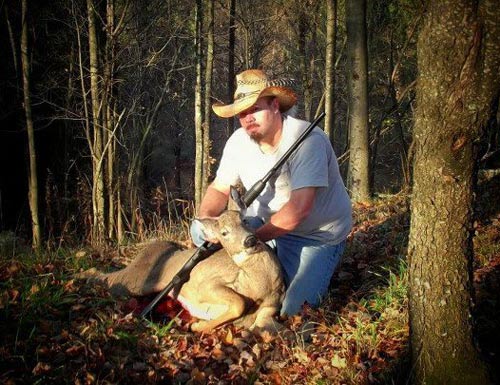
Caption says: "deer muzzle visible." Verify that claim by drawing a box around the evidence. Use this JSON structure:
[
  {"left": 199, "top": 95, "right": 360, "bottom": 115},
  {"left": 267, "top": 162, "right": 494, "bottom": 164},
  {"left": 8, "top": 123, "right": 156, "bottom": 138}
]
[{"left": 243, "top": 234, "right": 258, "bottom": 248}]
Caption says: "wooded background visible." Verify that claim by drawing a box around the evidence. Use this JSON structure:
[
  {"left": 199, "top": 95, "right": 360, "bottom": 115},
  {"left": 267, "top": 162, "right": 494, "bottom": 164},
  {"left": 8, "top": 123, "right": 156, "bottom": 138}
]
[
  {"left": 0, "top": 0, "right": 419, "bottom": 246},
  {"left": 1, "top": 1, "right": 499, "bottom": 383}
]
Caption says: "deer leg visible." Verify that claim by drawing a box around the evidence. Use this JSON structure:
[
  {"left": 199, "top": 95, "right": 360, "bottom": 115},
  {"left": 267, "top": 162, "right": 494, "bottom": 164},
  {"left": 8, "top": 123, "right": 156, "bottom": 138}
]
[
  {"left": 190, "top": 286, "right": 246, "bottom": 333},
  {"left": 249, "top": 305, "right": 282, "bottom": 333}
]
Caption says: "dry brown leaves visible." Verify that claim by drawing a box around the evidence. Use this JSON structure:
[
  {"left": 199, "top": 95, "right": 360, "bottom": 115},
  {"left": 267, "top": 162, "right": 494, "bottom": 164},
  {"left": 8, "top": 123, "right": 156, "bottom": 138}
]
[{"left": 2, "top": 194, "right": 471, "bottom": 384}]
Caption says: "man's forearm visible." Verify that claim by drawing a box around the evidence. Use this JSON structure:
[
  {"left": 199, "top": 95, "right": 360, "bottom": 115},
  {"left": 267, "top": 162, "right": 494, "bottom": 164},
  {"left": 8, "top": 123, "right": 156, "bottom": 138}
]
[
  {"left": 255, "top": 187, "right": 316, "bottom": 242},
  {"left": 254, "top": 221, "right": 290, "bottom": 242},
  {"left": 199, "top": 183, "right": 229, "bottom": 217}
]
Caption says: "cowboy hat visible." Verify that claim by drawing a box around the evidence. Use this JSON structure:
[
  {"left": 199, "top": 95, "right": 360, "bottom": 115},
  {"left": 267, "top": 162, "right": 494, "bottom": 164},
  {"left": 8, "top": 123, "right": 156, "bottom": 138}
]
[{"left": 212, "top": 69, "right": 297, "bottom": 118}]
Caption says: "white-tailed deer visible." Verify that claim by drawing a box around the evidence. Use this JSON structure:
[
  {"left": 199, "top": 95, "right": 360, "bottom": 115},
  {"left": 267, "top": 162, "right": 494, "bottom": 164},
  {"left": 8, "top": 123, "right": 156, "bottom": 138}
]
[{"left": 77, "top": 210, "right": 285, "bottom": 333}]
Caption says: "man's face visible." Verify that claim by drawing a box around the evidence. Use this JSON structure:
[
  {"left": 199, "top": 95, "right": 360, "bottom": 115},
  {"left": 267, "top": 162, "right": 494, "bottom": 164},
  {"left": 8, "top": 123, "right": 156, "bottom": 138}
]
[{"left": 237, "top": 97, "right": 280, "bottom": 142}]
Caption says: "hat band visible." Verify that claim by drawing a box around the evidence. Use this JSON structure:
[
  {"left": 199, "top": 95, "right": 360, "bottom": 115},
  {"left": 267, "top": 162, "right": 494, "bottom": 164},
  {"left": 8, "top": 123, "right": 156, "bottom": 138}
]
[
  {"left": 237, "top": 78, "right": 267, "bottom": 86},
  {"left": 234, "top": 89, "right": 261, "bottom": 101},
  {"left": 234, "top": 78, "right": 296, "bottom": 102}
]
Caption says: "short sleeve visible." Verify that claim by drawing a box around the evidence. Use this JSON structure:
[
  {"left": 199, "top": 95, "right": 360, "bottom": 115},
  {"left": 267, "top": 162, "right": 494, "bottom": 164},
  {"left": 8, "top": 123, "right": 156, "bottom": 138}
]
[
  {"left": 215, "top": 133, "right": 241, "bottom": 186},
  {"left": 288, "top": 132, "right": 329, "bottom": 190}
]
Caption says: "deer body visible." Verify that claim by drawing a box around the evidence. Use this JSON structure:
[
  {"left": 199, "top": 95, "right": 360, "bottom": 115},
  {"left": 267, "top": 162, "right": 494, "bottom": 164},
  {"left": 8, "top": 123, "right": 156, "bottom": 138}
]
[{"left": 77, "top": 211, "right": 285, "bottom": 333}]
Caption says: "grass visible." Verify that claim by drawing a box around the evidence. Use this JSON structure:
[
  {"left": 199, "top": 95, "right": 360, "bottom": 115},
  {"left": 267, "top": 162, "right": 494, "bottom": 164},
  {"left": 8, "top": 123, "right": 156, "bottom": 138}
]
[
  {"left": 365, "top": 260, "right": 408, "bottom": 313},
  {"left": 144, "top": 316, "right": 179, "bottom": 338},
  {"left": 268, "top": 253, "right": 410, "bottom": 384}
]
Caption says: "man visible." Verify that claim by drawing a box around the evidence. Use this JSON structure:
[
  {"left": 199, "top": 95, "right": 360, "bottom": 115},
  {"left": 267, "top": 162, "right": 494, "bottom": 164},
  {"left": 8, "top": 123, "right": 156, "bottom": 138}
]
[{"left": 191, "top": 69, "right": 352, "bottom": 316}]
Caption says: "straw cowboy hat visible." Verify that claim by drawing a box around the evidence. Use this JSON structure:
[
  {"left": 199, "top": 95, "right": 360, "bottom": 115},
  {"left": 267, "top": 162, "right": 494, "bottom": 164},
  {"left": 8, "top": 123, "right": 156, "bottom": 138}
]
[{"left": 212, "top": 69, "right": 297, "bottom": 118}]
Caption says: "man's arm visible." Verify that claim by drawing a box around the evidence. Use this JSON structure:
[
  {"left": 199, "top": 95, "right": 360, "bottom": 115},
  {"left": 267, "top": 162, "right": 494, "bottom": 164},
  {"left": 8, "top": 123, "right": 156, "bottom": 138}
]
[
  {"left": 255, "top": 186, "right": 317, "bottom": 242},
  {"left": 198, "top": 180, "right": 231, "bottom": 218}
]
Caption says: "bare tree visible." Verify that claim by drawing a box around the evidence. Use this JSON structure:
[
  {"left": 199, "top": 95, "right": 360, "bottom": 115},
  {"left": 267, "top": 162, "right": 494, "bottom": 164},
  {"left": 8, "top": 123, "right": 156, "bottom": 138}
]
[
  {"left": 346, "top": 0, "right": 370, "bottom": 201},
  {"left": 21, "top": 0, "right": 41, "bottom": 248},
  {"left": 226, "top": 0, "right": 236, "bottom": 136},
  {"left": 324, "top": 0, "right": 337, "bottom": 142},
  {"left": 203, "top": 0, "right": 215, "bottom": 195},
  {"left": 194, "top": 0, "right": 204, "bottom": 211},
  {"left": 86, "top": 0, "right": 106, "bottom": 244},
  {"left": 235, "top": 0, "right": 281, "bottom": 70},
  {"left": 104, "top": 0, "right": 117, "bottom": 241},
  {"left": 4, "top": 5, "right": 19, "bottom": 87}
]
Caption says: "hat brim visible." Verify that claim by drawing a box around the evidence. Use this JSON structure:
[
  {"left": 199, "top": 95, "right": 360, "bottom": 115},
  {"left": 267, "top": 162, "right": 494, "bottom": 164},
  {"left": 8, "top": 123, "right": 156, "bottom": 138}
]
[{"left": 212, "top": 86, "right": 297, "bottom": 118}]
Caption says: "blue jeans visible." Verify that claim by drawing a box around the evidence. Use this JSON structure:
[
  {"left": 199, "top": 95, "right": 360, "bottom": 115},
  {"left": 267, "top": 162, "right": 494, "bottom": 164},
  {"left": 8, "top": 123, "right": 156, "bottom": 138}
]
[{"left": 190, "top": 217, "right": 345, "bottom": 316}]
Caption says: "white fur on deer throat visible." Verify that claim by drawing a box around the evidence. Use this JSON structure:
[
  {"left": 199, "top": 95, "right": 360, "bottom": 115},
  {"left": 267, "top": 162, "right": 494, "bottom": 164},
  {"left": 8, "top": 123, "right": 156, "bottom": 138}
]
[{"left": 232, "top": 250, "right": 252, "bottom": 265}]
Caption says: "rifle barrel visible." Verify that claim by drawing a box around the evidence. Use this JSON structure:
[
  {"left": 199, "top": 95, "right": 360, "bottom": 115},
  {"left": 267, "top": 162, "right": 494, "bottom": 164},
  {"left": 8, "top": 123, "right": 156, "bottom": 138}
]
[{"left": 242, "top": 112, "right": 326, "bottom": 206}]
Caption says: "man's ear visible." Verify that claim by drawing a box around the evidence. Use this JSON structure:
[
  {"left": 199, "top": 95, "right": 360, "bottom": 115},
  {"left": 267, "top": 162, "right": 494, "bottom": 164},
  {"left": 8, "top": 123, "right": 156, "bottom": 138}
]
[{"left": 273, "top": 96, "right": 282, "bottom": 111}]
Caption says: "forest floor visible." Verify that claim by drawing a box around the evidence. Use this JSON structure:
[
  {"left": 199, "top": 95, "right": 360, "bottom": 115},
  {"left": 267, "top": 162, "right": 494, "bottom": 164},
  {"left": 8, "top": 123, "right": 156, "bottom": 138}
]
[{"left": 1, "top": 175, "right": 499, "bottom": 384}]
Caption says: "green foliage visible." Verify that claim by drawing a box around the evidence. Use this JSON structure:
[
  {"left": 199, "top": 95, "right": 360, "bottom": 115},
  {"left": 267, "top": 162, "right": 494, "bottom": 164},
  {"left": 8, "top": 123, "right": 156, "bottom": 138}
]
[
  {"left": 335, "top": 258, "right": 408, "bottom": 359},
  {"left": 366, "top": 259, "right": 408, "bottom": 314},
  {"left": 144, "top": 317, "right": 177, "bottom": 338},
  {"left": 113, "top": 330, "right": 139, "bottom": 345}
]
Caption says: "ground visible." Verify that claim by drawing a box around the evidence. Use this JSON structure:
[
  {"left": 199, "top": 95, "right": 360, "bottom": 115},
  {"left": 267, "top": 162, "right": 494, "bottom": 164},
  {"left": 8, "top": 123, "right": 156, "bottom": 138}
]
[{"left": 0, "top": 175, "right": 499, "bottom": 384}]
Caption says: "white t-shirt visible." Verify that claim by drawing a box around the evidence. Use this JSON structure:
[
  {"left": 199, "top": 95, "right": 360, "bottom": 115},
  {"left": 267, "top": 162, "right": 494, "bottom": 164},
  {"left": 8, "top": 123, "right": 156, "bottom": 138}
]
[{"left": 215, "top": 115, "right": 352, "bottom": 245}]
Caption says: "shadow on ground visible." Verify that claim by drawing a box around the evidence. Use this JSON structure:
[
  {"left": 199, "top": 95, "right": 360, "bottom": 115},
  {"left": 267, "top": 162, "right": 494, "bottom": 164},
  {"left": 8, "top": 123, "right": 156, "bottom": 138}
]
[{"left": 474, "top": 173, "right": 500, "bottom": 383}]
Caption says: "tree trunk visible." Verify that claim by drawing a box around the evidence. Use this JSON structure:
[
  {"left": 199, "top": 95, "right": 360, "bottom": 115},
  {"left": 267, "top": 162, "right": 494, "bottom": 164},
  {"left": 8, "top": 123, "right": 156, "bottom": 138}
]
[
  {"left": 203, "top": 0, "right": 214, "bottom": 196},
  {"left": 104, "top": 0, "right": 118, "bottom": 241},
  {"left": 297, "top": 2, "right": 316, "bottom": 121},
  {"left": 194, "top": 0, "right": 204, "bottom": 211},
  {"left": 226, "top": 0, "right": 236, "bottom": 137},
  {"left": 298, "top": 17, "right": 309, "bottom": 120},
  {"left": 346, "top": 0, "right": 370, "bottom": 202},
  {"left": 87, "top": 0, "right": 106, "bottom": 245},
  {"left": 324, "top": 0, "right": 337, "bottom": 144},
  {"left": 105, "top": 0, "right": 114, "bottom": 240},
  {"left": 408, "top": 1, "right": 500, "bottom": 384},
  {"left": 21, "top": 0, "right": 41, "bottom": 249}
]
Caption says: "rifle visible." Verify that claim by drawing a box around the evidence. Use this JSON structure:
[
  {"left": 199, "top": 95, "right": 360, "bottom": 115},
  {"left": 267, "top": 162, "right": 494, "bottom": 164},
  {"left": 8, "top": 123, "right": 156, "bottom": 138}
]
[{"left": 140, "top": 112, "right": 326, "bottom": 318}]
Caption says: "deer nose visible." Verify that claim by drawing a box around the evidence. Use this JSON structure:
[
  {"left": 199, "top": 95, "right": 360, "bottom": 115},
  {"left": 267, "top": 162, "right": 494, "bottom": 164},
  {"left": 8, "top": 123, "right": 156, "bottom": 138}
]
[{"left": 243, "top": 235, "right": 257, "bottom": 248}]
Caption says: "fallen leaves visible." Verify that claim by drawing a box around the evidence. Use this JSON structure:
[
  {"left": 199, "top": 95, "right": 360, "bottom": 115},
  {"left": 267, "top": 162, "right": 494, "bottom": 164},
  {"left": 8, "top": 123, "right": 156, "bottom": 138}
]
[
  {"left": 32, "top": 362, "right": 51, "bottom": 375},
  {"left": 2, "top": 281, "right": 399, "bottom": 384},
  {"left": 331, "top": 354, "right": 347, "bottom": 369},
  {"left": 3, "top": 193, "right": 499, "bottom": 384}
]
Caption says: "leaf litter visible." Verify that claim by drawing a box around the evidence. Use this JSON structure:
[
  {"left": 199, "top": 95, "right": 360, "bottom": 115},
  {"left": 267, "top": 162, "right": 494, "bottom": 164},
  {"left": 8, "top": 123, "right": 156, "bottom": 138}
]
[{"left": 1, "top": 191, "right": 500, "bottom": 384}]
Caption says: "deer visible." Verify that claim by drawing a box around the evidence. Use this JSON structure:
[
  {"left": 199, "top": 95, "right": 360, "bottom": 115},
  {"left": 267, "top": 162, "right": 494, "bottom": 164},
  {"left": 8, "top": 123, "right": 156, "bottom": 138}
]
[{"left": 76, "top": 209, "right": 285, "bottom": 334}]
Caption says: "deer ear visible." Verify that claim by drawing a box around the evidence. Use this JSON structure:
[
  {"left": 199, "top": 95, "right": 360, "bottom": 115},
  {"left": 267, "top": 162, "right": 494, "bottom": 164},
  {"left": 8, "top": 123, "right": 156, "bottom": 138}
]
[
  {"left": 194, "top": 217, "right": 218, "bottom": 240},
  {"left": 230, "top": 185, "right": 246, "bottom": 211}
]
